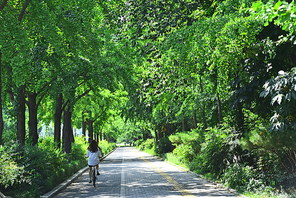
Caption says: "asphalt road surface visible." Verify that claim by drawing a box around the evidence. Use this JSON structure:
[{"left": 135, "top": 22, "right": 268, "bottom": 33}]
[{"left": 53, "top": 147, "right": 241, "bottom": 198}]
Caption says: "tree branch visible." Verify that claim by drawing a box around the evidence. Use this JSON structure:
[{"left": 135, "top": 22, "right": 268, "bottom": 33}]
[
  {"left": 62, "top": 88, "right": 91, "bottom": 112},
  {"left": 0, "top": 0, "right": 8, "bottom": 11},
  {"left": 94, "top": 106, "right": 108, "bottom": 122},
  {"left": 36, "top": 92, "right": 46, "bottom": 108},
  {"left": 18, "top": 0, "right": 31, "bottom": 23},
  {"left": 37, "top": 77, "right": 57, "bottom": 96}
]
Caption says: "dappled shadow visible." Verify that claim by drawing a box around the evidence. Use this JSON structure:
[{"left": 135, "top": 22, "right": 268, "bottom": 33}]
[{"left": 54, "top": 147, "right": 238, "bottom": 198}]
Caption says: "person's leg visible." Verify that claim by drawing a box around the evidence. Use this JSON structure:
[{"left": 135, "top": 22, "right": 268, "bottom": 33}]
[
  {"left": 96, "top": 164, "right": 100, "bottom": 175},
  {"left": 88, "top": 167, "right": 92, "bottom": 182}
]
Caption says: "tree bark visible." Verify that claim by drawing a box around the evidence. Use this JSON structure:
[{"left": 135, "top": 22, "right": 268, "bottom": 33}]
[
  {"left": 0, "top": 0, "right": 8, "bottom": 11},
  {"left": 100, "top": 131, "right": 102, "bottom": 142},
  {"left": 82, "top": 111, "right": 86, "bottom": 137},
  {"left": 70, "top": 126, "right": 74, "bottom": 143},
  {"left": 27, "top": 92, "right": 38, "bottom": 146},
  {"left": 87, "top": 119, "right": 94, "bottom": 143},
  {"left": 0, "top": 51, "right": 3, "bottom": 145},
  {"left": 18, "top": 0, "right": 32, "bottom": 23},
  {"left": 165, "top": 123, "right": 172, "bottom": 137},
  {"left": 54, "top": 93, "right": 63, "bottom": 149},
  {"left": 17, "top": 86, "right": 26, "bottom": 146},
  {"left": 199, "top": 75, "right": 207, "bottom": 129},
  {"left": 62, "top": 107, "right": 72, "bottom": 153}
]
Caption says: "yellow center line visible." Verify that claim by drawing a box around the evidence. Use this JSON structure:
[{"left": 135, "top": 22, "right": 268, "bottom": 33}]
[{"left": 130, "top": 148, "right": 195, "bottom": 197}]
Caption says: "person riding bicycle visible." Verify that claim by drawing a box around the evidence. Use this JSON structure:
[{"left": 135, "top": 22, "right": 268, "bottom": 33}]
[{"left": 85, "top": 140, "right": 102, "bottom": 183}]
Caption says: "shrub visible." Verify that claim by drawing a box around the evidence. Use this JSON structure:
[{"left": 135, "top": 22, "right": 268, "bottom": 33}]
[
  {"left": 189, "top": 126, "right": 252, "bottom": 179},
  {"left": 221, "top": 163, "right": 257, "bottom": 192},
  {"left": 0, "top": 141, "right": 31, "bottom": 189},
  {"left": 173, "top": 144, "right": 194, "bottom": 164},
  {"left": 99, "top": 140, "right": 116, "bottom": 156},
  {"left": 155, "top": 137, "right": 174, "bottom": 154},
  {"left": 134, "top": 139, "right": 144, "bottom": 148},
  {"left": 0, "top": 136, "right": 116, "bottom": 198}
]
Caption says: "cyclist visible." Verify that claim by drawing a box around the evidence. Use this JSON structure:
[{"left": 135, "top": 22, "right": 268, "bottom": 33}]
[{"left": 85, "top": 140, "right": 102, "bottom": 183}]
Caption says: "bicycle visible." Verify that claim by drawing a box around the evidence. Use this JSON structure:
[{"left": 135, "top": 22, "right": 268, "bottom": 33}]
[{"left": 91, "top": 166, "right": 97, "bottom": 187}]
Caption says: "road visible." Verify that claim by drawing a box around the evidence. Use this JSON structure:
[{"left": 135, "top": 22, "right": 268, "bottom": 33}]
[{"left": 53, "top": 147, "right": 241, "bottom": 198}]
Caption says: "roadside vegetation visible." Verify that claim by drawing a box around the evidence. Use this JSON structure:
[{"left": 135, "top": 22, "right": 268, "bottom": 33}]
[
  {"left": 134, "top": 120, "right": 296, "bottom": 198},
  {"left": 0, "top": 135, "right": 115, "bottom": 197}
]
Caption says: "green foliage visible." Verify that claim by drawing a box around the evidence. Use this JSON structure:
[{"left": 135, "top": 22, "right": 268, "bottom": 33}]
[
  {"left": 99, "top": 140, "right": 116, "bottom": 156},
  {"left": 167, "top": 128, "right": 205, "bottom": 165},
  {"left": 0, "top": 136, "right": 114, "bottom": 197},
  {"left": 172, "top": 144, "right": 194, "bottom": 165},
  {"left": 0, "top": 142, "right": 31, "bottom": 189},
  {"left": 221, "top": 163, "right": 260, "bottom": 192},
  {"left": 155, "top": 137, "right": 173, "bottom": 154},
  {"left": 134, "top": 139, "right": 144, "bottom": 148},
  {"left": 189, "top": 126, "right": 250, "bottom": 178},
  {"left": 250, "top": 0, "right": 296, "bottom": 43},
  {"left": 260, "top": 68, "right": 296, "bottom": 132},
  {"left": 169, "top": 128, "right": 203, "bottom": 145},
  {"left": 163, "top": 153, "right": 189, "bottom": 169},
  {"left": 138, "top": 138, "right": 154, "bottom": 151}
]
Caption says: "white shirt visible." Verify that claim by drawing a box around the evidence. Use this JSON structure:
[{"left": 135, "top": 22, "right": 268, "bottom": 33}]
[{"left": 86, "top": 148, "right": 102, "bottom": 166}]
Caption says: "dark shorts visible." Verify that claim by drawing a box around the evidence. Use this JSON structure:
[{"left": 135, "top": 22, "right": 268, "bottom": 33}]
[{"left": 89, "top": 164, "right": 98, "bottom": 167}]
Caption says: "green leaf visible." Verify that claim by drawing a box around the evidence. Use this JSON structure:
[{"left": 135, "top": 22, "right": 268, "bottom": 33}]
[{"left": 274, "top": 1, "right": 282, "bottom": 10}]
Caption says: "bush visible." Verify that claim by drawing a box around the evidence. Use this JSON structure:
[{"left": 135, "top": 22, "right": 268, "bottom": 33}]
[
  {"left": 189, "top": 126, "right": 252, "bottom": 179},
  {"left": 99, "top": 140, "right": 116, "bottom": 156},
  {"left": 221, "top": 163, "right": 258, "bottom": 192},
  {"left": 0, "top": 141, "right": 31, "bottom": 189},
  {"left": 134, "top": 139, "right": 144, "bottom": 148},
  {"left": 137, "top": 138, "right": 154, "bottom": 151},
  {"left": 0, "top": 136, "right": 115, "bottom": 197},
  {"left": 173, "top": 144, "right": 194, "bottom": 164},
  {"left": 155, "top": 137, "right": 174, "bottom": 154}
]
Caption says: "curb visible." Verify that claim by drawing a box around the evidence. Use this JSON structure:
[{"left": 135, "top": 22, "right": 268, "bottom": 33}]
[{"left": 40, "top": 147, "right": 117, "bottom": 198}]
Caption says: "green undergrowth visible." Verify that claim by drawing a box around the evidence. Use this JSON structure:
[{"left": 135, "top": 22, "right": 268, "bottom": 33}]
[
  {"left": 135, "top": 123, "right": 296, "bottom": 198},
  {"left": 0, "top": 136, "right": 116, "bottom": 198}
]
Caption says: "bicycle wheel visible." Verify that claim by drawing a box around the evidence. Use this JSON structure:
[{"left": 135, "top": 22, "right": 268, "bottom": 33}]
[{"left": 92, "top": 169, "right": 96, "bottom": 187}]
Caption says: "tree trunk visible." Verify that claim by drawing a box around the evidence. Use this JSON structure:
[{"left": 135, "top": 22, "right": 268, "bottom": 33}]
[
  {"left": 27, "top": 92, "right": 38, "bottom": 146},
  {"left": 87, "top": 120, "right": 94, "bottom": 143},
  {"left": 0, "top": 51, "right": 3, "bottom": 145},
  {"left": 158, "top": 128, "right": 163, "bottom": 140},
  {"left": 70, "top": 126, "right": 74, "bottom": 143},
  {"left": 217, "top": 91, "right": 223, "bottom": 123},
  {"left": 199, "top": 75, "right": 208, "bottom": 130},
  {"left": 97, "top": 133, "right": 99, "bottom": 142},
  {"left": 165, "top": 123, "right": 172, "bottom": 137},
  {"left": 54, "top": 93, "right": 62, "bottom": 149},
  {"left": 62, "top": 107, "right": 72, "bottom": 153},
  {"left": 17, "top": 85, "right": 26, "bottom": 146},
  {"left": 82, "top": 111, "right": 86, "bottom": 137}
]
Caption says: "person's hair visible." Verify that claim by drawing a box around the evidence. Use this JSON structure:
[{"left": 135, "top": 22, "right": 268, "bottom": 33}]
[{"left": 88, "top": 140, "right": 98, "bottom": 152}]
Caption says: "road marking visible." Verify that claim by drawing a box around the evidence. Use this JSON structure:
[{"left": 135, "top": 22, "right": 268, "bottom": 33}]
[
  {"left": 130, "top": 148, "right": 195, "bottom": 197},
  {"left": 120, "top": 148, "right": 126, "bottom": 198}
]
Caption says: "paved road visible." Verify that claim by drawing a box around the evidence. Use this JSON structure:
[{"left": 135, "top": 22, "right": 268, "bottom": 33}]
[{"left": 54, "top": 147, "right": 241, "bottom": 198}]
